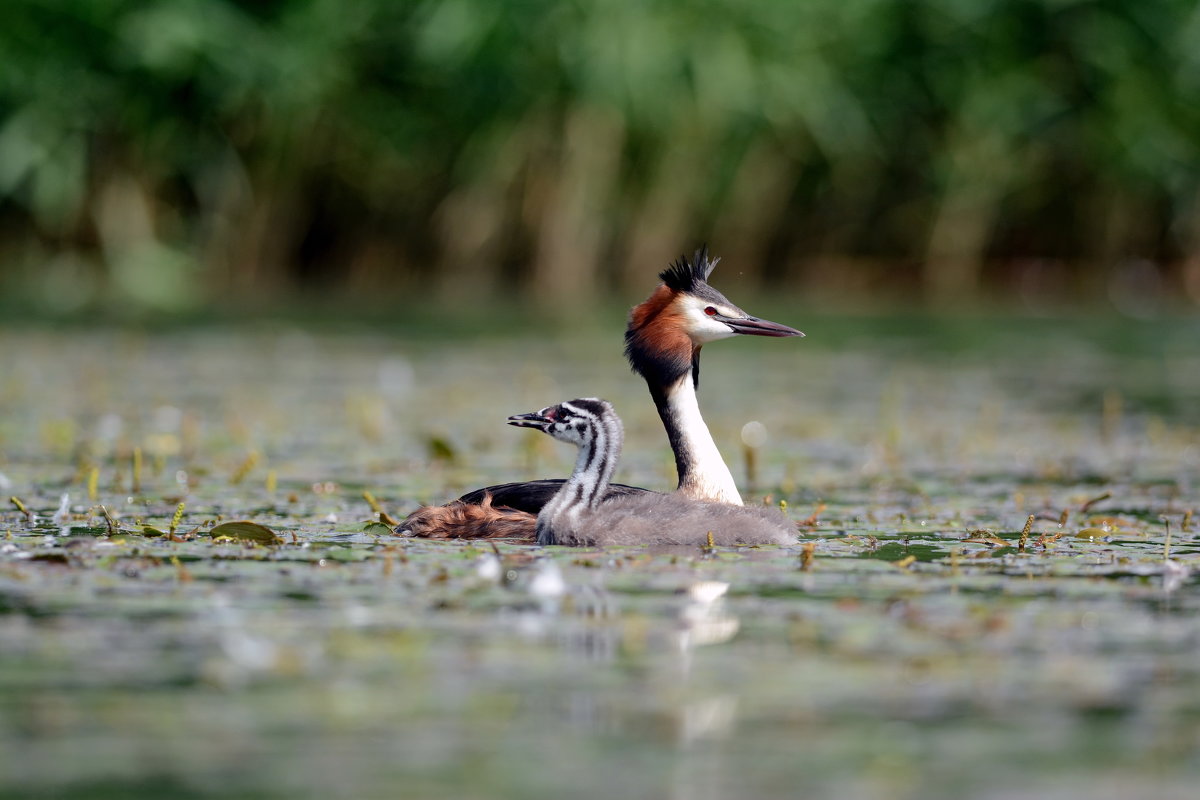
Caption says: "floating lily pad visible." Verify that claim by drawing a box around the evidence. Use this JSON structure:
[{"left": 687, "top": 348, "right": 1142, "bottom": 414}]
[
  {"left": 361, "top": 522, "right": 393, "bottom": 537},
  {"left": 210, "top": 521, "right": 282, "bottom": 545}
]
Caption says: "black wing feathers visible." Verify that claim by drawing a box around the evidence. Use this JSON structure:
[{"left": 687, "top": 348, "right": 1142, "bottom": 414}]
[{"left": 457, "top": 480, "right": 651, "bottom": 514}]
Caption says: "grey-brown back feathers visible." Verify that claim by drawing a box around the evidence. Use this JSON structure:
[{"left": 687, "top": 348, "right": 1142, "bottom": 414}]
[{"left": 544, "top": 492, "right": 795, "bottom": 547}]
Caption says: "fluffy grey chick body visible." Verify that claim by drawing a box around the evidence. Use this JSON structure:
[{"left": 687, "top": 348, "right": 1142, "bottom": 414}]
[{"left": 508, "top": 398, "right": 796, "bottom": 547}]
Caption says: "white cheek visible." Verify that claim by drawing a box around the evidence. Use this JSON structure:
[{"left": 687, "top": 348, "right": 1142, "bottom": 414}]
[
  {"left": 677, "top": 297, "right": 738, "bottom": 343},
  {"left": 687, "top": 310, "right": 736, "bottom": 343}
]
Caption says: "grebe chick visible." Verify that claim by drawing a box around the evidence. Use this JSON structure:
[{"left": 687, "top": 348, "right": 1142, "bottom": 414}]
[
  {"left": 509, "top": 398, "right": 796, "bottom": 547},
  {"left": 398, "top": 248, "right": 802, "bottom": 540}
]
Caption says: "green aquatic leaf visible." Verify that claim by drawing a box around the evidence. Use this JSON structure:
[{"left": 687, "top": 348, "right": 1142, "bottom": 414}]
[
  {"left": 210, "top": 521, "right": 282, "bottom": 545},
  {"left": 361, "top": 521, "right": 393, "bottom": 537},
  {"left": 1075, "top": 528, "right": 1108, "bottom": 540}
]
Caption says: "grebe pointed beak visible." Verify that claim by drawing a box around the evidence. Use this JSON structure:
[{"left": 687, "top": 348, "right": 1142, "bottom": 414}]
[
  {"left": 722, "top": 315, "right": 804, "bottom": 338},
  {"left": 507, "top": 411, "right": 552, "bottom": 430}
]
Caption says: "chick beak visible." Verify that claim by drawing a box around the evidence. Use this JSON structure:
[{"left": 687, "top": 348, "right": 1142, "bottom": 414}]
[{"left": 507, "top": 411, "right": 552, "bottom": 430}]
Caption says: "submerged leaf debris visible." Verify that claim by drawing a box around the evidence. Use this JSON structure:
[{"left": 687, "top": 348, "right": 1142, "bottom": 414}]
[{"left": 0, "top": 322, "right": 1198, "bottom": 800}]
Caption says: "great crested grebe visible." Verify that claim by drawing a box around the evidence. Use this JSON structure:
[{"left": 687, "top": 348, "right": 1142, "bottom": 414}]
[
  {"left": 397, "top": 247, "right": 802, "bottom": 539},
  {"left": 509, "top": 398, "right": 796, "bottom": 546}
]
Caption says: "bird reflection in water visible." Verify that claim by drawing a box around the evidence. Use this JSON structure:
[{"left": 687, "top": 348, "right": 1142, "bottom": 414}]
[{"left": 474, "top": 551, "right": 744, "bottom": 748}]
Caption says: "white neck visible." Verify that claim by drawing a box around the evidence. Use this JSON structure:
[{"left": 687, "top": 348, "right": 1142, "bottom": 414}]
[
  {"left": 664, "top": 376, "right": 743, "bottom": 505},
  {"left": 537, "top": 414, "right": 622, "bottom": 544}
]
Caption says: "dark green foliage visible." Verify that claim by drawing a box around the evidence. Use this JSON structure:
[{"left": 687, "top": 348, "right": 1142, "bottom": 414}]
[{"left": 0, "top": 0, "right": 1198, "bottom": 310}]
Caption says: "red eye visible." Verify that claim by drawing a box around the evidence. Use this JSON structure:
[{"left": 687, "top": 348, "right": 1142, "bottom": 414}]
[{"left": 704, "top": 306, "right": 718, "bottom": 316}]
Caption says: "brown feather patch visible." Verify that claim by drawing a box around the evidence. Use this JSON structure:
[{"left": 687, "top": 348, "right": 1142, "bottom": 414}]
[
  {"left": 397, "top": 495, "right": 537, "bottom": 541},
  {"left": 628, "top": 284, "right": 675, "bottom": 331},
  {"left": 626, "top": 286, "right": 693, "bottom": 382}
]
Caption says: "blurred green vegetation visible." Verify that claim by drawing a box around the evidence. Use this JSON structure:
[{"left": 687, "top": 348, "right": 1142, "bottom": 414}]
[{"left": 1, "top": 0, "right": 1199, "bottom": 316}]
